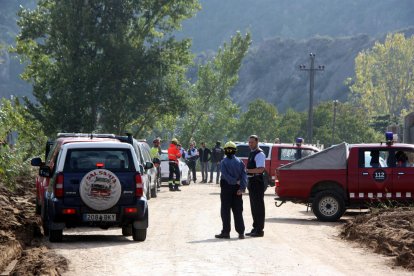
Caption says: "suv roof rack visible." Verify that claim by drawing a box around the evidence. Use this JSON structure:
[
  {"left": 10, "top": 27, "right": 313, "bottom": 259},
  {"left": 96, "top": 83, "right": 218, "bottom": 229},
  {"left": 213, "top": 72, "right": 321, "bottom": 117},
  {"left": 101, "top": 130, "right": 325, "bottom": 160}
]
[
  {"left": 57, "top": 133, "right": 116, "bottom": 138},
  {"left": 57, "top": 133, "right": 133, "bottom": 145}
]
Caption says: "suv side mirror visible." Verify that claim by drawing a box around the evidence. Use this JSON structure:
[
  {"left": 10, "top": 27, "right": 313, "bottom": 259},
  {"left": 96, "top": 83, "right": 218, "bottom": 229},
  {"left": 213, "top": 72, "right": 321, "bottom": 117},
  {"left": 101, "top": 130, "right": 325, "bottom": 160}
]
[
  {"left": 145, "top": 161, "right": 154, "bottom": 170},
  {"left": 39, "top": 166, "right": 52, "bottom": 177},
  {"left": 31, "top": 157, "right": 43, "bottom": 167}
]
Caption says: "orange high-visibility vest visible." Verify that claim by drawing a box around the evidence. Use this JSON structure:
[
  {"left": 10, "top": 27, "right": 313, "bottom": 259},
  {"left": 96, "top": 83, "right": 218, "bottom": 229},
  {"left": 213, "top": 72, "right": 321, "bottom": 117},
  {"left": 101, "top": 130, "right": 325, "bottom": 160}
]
[{"left": 168, "top": 144, "right": 181, "bottom": 162}]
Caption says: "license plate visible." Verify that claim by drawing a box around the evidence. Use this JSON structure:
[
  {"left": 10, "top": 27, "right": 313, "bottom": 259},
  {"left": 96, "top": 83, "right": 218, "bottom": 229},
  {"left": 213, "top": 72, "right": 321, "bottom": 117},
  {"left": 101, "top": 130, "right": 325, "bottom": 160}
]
[{"left": 83, "top": 214, "right": 116, "bottom": 222}]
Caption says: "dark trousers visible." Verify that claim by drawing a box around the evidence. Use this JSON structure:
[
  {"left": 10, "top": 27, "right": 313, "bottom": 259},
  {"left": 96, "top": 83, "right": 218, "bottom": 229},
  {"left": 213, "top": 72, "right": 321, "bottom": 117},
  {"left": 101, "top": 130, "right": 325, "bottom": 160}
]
[
  {"left": 248, "top": 176, "right": 265, "bottom": 232},
  {"left": 200, "top": 161, "right": 209, "bottom": 181},
  {"left": 169, "top": 162, "right": 180, "bottom": 183},
  {"left": 220, "top": 182, "right": 245, "bottom": 234},
  {"left": 210, "top": 162, "right": 221, "bottom": 182},
  {"left": 188, "top": 160, "right": 196, "bottom": 181}
]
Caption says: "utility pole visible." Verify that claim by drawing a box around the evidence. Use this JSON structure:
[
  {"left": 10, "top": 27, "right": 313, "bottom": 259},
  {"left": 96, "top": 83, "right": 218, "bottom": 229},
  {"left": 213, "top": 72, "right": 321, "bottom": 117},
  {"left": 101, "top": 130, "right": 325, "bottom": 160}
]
[
  {"left": 299, "top": 53, "right": 325, "bottom": 144},
  {"left": 331, "top": 100, "right": 338, "bottom": 146}
]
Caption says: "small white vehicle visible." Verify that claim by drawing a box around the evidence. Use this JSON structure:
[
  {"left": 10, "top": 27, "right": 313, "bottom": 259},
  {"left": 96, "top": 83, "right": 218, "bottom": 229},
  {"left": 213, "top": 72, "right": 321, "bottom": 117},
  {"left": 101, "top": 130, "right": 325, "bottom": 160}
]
[{"left": 160, "top": 150, "right": 190, "bottom": 185}]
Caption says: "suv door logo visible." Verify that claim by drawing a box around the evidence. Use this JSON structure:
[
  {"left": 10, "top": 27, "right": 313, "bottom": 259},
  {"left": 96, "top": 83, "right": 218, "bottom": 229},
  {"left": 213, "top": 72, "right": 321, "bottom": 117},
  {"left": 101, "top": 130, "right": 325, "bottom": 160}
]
[{"left": 80, "top": 169, "right": 122, "bottom": 211}]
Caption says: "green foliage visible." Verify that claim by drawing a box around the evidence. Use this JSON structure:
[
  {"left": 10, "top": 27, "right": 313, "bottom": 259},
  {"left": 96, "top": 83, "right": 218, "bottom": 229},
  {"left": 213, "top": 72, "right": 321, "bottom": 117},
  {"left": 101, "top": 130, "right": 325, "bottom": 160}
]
[
  {"left": 312, "top": 102, "right": 382, "bottom": 145},
  {"left": 276, "top": 108, "right": 307, "bottom": 144},
  {"left": 275, "top": 102, "right": 382, "bottom": 146},
  {"left": 0, "top": 98, "right": 46, "bottom": 188},
  {"left": 15, "top": 0, "right": 200, "bottom": 136},
  {"left": 234, "top": 99, "right": 279, "bottom": 142},
  {"left": 350, "top": 33, "right": 414, "bottom": 119},
  {"left": 179, "top": 31, "right": 251, "bottom": 146}
]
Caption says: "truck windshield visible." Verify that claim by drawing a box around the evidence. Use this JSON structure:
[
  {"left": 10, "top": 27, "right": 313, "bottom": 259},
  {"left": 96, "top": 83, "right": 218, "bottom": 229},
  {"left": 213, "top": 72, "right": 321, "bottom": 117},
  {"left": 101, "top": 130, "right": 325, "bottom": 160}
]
[{"left": 63, "top": 148, "right": 135, "bottom": 172}]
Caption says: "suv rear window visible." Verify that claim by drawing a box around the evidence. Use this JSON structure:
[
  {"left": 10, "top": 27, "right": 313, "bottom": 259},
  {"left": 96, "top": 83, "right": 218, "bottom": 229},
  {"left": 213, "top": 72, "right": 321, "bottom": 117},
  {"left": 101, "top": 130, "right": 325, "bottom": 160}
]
[
  {"left": 63, "top": 148, "right": 135, "bottom": 172},
  {"left": 236, "top": 145, "right": 270, "bottom": 158}
]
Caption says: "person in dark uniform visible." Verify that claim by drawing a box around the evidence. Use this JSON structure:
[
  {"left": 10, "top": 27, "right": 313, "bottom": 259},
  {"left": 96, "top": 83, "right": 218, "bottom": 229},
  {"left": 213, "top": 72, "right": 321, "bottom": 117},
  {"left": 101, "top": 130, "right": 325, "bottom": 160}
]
[
  {"left": 209, "top": 141, "right": 225, "bottom": 184},
  {"left": 215, "top": 141, "right": 247, "bottom": 239},
  {"left": 246, "top": 135, "right": 266, "bottom": 237}
]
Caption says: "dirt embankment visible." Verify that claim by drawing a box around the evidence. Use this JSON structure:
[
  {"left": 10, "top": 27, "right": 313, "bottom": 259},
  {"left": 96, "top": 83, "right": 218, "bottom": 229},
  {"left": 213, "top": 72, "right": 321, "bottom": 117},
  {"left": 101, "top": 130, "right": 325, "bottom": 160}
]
[
  {"left": 342, "top": 207, "right": 414, "bottom": 270},
  {"left": 0, "top": 179, "right": 67, "bottom": 276}
]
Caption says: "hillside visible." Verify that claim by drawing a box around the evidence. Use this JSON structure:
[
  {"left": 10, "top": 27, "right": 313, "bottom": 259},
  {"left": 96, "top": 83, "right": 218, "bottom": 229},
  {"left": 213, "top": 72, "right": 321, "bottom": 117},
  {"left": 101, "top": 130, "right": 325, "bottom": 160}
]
[
  {"left": 179, "top": 0, "right": 414, "bottom": 52},
  {"left": 232, "top": 28, "right": 414, "bottom": 112}
]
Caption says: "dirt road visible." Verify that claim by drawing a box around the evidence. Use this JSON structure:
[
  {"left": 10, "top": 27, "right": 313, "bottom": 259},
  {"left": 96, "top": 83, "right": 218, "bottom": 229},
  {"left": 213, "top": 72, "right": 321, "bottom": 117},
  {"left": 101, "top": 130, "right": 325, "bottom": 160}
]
[{"left": 49, "top": 175, "right": 411, "bottom": 275}]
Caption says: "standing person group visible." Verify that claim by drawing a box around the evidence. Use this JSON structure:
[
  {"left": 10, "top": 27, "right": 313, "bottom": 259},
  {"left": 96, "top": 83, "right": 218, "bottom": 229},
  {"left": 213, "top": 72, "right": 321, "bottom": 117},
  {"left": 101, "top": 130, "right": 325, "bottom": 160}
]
[
  {"left": 215, "top": 135, "right": 266, "bottom": 240},
  {"left": 210, "top": 141, "right": 224, "bottom": 184}
]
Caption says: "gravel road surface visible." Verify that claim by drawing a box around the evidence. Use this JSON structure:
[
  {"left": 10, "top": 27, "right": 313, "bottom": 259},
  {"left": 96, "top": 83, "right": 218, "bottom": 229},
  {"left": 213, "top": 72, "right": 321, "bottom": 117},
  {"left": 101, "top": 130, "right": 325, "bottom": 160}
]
[{"left": 48, "top": 174, "right": 411, "bottom": 275}]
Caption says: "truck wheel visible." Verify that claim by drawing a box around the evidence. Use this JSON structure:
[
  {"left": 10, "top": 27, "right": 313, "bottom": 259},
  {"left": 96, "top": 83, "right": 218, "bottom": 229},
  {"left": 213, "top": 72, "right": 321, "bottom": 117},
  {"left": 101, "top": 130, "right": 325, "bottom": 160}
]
[
  {"left": 146, "top": 183, "right": 151, "bottom": 200},
  {"left": 35, "top": 197, "right": 41, "bottom": 215},
  {"left": 49, "top": 229, "right": 63, "bottom": 242},
  {"left": 312, "top": 190, "right": 345, "bottom": 222},
  {"left": 41, "top": 203, "right": 49, "bottom": 236},
  {"left": 150, "top": 183, "right": 157, "bottom": 198},
  {"left": 132, "top": 228, "right": 147, "bottom": 241},
  {"left": 122, "top": 225, "right": 133, "bottom": 236}
]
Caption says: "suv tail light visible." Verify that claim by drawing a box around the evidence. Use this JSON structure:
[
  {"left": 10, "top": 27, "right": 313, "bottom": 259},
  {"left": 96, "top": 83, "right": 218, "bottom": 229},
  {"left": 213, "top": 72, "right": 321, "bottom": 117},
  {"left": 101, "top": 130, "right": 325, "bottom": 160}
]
[
  {"left": 55, "top": 173, "right": 64, "bottom": 198},
  {"left": 135, "top": 173, "right": 143, "bottom": 197}
]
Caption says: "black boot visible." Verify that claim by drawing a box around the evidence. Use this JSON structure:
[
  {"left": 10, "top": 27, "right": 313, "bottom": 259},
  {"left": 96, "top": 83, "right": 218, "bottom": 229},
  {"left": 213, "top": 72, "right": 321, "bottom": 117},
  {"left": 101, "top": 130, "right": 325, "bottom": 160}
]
[
  {"left": 169, "top": 183, "right": 174, "bottom": 191},
  {"left": 174, "top": 184, "right": 181, "bottom": 191}
]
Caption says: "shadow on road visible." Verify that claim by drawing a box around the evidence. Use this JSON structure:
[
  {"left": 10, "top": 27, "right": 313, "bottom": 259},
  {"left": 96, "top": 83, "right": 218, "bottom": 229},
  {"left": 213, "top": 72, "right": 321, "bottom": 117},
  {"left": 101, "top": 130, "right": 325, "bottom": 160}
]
[
  {"left": 188, "top": 238, "right": 242, "bottom": 244},
  {"left": 265, "top": 217, "right": 347, "bottom": 226},
  {"left": 48, "top": 234, "right": 134, "bottom": 249}
]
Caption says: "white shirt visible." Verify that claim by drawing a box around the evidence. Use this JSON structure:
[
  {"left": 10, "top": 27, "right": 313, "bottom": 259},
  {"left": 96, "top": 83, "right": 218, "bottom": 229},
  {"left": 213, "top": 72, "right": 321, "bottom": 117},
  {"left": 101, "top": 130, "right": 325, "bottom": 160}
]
[{"left": 253, "top": 149, "right": 266, "bottom": 168}]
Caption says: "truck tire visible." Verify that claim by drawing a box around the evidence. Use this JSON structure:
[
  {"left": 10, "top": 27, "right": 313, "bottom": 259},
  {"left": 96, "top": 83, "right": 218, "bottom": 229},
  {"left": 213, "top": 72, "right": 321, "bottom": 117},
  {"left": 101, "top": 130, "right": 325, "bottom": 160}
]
[
  {"left": 150, "top": 183, "right": 157, "bottom": 198},
  {"left": 41, "top": 203, "right": 49, "bottom": 236},
  {"left": 132, "top": 228, "right": 147, "bottom": 242},
  {"left": 49, "top": 229, "right": 63, "bottom": 242},
  {"left": 122, "top": 225, "right": 133, "bottom": 236},
  {"left": 35, "top": 197, "right": 41, "bottom": 215},
  {"left": 312, "top": 190, "right": 345, "bottom": 222}
]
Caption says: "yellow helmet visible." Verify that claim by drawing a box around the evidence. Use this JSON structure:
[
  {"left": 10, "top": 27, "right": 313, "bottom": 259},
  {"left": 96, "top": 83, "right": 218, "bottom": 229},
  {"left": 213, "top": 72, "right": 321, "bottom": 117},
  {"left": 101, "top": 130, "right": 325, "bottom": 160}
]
[
  {"left": 224, "top": 141, "right": 237, "bottom": 149},
  {"left": 171, "top": 138, "right": 179, "bottom": 145}
]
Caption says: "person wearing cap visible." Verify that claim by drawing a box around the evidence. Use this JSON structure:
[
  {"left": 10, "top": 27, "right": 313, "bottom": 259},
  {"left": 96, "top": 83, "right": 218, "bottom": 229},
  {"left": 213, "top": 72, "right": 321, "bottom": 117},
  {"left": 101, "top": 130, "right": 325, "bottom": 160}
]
[
  {"left": 168, "top": 138, "right": 182, "bottom": 191},
  {"left": 245, "top": 135, "right": 266, "bottom": 237},
  {"left": 209, "top": 141, "right": 224, "bottom": 184},
  {"left": 215, "top": 141, "right": 247, "bottom": 239}
]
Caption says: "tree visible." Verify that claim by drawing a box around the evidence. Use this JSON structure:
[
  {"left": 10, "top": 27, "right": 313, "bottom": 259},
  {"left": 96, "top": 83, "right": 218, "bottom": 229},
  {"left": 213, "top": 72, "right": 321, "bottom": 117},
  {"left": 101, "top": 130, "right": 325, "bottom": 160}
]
[
  {"left": 235, "top": 99, "right": 279, "bottom": 142},
  {"left": 178, "top": 31, "right": 251, "bottom": 146},
  {"left": 312, "top": 101, "right": 382, "bottom": 145},
  {"left": 276, "top": 108, "right": 306, "bottom": 144},
  {"left": 15, "top": 0, "right": 200, "bottom": 136},
  {"left": 0, "top": 98, "right": 46, "bottom": 188},
  {"left": 350, "top": 33, "right": 414, "bottom": 119}
]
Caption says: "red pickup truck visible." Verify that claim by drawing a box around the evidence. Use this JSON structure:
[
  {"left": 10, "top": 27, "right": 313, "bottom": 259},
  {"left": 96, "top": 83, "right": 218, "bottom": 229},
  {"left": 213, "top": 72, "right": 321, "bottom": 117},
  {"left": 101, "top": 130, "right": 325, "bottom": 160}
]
[
  {"left": 275, "top": 139, "right": 414, "bottom": 221},
  {"left": 236, "top": 140, "right": 320, "bottom": 188}
]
